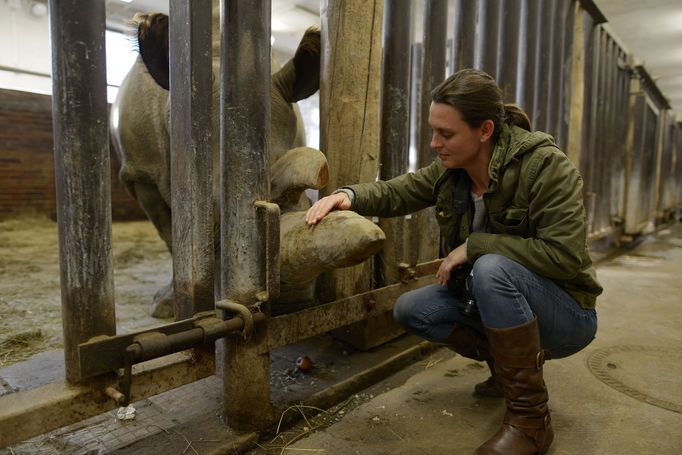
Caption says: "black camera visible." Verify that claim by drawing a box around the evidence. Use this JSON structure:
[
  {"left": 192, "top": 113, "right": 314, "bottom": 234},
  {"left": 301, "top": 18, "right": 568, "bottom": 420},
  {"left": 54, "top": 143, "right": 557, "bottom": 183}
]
[{"left": 448, "top": 266, "right": 478, "bottom": 316}]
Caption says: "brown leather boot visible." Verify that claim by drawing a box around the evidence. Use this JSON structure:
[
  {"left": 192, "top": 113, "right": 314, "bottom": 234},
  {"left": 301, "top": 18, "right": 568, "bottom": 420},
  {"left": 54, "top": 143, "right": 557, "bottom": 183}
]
[
  {"left": 474, "top": 318, "right": 554, "bottom": 455},
  {"left": 444, "top": 325, "right": 503, "bottom": 398}
]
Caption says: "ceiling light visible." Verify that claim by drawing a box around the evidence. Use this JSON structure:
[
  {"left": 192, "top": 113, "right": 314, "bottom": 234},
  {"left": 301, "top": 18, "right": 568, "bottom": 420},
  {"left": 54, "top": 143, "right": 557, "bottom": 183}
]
[{"left": 30, "top": 1, "right": 47, "bottom": 17}]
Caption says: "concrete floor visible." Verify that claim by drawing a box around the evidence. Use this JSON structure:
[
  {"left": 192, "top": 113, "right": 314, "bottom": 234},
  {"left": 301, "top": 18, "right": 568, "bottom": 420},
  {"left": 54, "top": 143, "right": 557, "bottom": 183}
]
[
  {"left": 3, "top": 223, "right": 682, "bottom": 454},
  {"left": 253, "top": 224, "right": 682, "bottom": 454}
]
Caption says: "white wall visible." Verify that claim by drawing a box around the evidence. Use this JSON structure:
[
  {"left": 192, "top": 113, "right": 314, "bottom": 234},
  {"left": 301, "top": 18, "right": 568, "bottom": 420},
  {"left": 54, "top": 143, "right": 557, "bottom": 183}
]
[
  {"left": 0, "top": 0, "right": 52, "bottom": 94},
  {"left": 0, "top": 0, "right": 137, "bottom": 101}
]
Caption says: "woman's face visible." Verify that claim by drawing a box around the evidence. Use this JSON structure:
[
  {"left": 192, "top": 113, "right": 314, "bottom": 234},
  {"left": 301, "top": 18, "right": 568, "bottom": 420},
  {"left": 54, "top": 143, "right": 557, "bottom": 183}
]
[{"left": 428, "top": 102, "right": 492, "bottom": 170}]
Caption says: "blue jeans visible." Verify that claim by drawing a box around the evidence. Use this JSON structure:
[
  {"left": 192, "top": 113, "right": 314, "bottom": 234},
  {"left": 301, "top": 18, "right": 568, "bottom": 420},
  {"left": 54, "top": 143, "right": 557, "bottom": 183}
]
[{"left": 393, "top": 254, "right": 597, "bottom": 359}]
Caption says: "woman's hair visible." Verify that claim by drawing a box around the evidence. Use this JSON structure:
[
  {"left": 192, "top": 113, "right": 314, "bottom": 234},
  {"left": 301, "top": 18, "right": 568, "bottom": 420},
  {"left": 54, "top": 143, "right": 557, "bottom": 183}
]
[{"left": 431, "top": 68, "right": 531, "bottom": 141}]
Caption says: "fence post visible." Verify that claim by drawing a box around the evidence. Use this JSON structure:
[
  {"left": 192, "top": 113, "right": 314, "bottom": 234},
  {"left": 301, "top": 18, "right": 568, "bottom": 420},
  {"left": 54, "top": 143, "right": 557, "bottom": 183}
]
[
  {"left": 48, "top": 0, "right": 116, "bottom": 383},
  {"left": 169, "top": 0, "right": 215, "bottom": 321},
  {"left": 220, "top": 0, "right": 273, "bottom": 429}
]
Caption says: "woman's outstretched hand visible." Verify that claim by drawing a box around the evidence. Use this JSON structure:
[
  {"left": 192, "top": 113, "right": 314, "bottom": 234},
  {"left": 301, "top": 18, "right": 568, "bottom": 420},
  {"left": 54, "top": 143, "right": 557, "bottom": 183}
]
[
  {"left": 436, "top": 243, "right": 468, "bottom": 285},
  {"left": 305, "top": 192, "right": 352, "bottom": 226}
]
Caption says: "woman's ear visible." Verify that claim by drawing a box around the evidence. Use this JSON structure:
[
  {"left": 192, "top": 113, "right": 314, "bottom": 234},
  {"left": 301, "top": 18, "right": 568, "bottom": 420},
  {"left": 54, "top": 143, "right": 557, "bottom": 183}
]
[{"left": 480, "top": 119, "right": 495, "bottom": 142}]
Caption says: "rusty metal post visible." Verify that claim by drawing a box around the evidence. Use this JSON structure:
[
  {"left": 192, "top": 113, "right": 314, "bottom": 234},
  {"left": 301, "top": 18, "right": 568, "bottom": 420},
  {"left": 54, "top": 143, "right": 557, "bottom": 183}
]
[
  {"left": 220, "top": 0, "right": 272, "bottom": 429},
  {"left": 379, "top": 0, "right": 411, "bottom": 286},
  {"left": 48, "top": 0, "right": 115, "bottom": 383},
  {"left": 452, "top": 0, "right": 476, "bottom": 72},
  {"left": 415, "top": 0, "right": 447, "bottom": 264},
  {"left": 496, "top": 0, "right": 521, "bottom": 102},
  {"left": 476, "top": 0, "right": 500, "bottom": 77},
  {"left": 169, "top": 0, "right": 214, "bottom": 321},
  {"left": 518, "top": 0, "right": 539, "bottom": 118}
]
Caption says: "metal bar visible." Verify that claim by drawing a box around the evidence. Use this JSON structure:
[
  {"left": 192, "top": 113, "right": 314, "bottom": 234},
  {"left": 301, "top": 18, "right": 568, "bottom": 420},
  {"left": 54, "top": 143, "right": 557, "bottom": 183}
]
[
  {"left": 496, "top": 0, "right": 521, "bottom": 102},
  {"left": 554, "top": 0, "right": 575, "bottom": 151},
  {"left": 452, "top": 0, "right": 477, "bottom": 72},
  {"left": 265, "top": 260, "right": 442, "bottom": 353},
  {"left": 381, "top": 0, "right": 411, "bottom": 182},
  {"left": 379, "top": 0, "right": 412, "bottom": 286},
  {"left": 169, "top": 0, "right": 215, "bottom": 320},
  {"left": 595, "top": 28, "right": 610, "bottom": 233},
  {"left": 220, "top": 0, "right": 272, "bottom": 430},
  {"left": 0, "top": 352, "right": 214, "bottom": 448},
  {"left": 48, "top": 0, "right": 115, "bottom": 383},
  {"left": 415, "top": 0, "right": 447, "bottom": 264},
  {"left": 532, "top": 0, "right": 553, "bottom": 131},
  {"left": 546, "top": 0, "right": 563, "bottom": 141},
  {"left": 517, "top": 0, "right": 539, "bottom": 121},
  {"left": 476, "top": 0, "right": 501, "bottom": 77},
  {"left": 77, "top": 312, "right": 265, "bottom": 379}
]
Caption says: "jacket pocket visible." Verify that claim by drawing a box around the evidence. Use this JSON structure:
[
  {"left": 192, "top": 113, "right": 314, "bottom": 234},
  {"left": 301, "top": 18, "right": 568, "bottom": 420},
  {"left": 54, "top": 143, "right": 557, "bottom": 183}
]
[{"left": 489, "top": 207, "right": 529, "bottom": 236}]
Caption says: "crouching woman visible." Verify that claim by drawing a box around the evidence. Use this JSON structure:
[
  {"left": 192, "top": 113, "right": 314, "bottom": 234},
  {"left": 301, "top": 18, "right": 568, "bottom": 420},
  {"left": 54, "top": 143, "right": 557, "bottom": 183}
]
[{"left": 305, "top": 68, "right": 602, "bottom": 454}]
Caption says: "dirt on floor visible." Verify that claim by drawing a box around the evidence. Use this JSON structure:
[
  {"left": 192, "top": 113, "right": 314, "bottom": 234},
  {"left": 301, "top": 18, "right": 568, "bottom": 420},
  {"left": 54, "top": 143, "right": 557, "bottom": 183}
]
[{"left": 0, "top": 216, "right": 172, "bottom": 368}]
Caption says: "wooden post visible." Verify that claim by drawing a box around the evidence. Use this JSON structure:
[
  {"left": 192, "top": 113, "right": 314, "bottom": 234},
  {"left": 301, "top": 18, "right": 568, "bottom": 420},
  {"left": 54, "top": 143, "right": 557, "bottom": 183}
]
[
  {"left": 169, "top": 0, "right": 215, "bottom": 321},
  {"left": 319, "top": 0, "right": 386, "bottom": 349},
  {"left": 48, "top": 0, "right": 116, "bottom": 383},
  {"left": 220, "top": 0, "right": 272, "bottom": 429}
]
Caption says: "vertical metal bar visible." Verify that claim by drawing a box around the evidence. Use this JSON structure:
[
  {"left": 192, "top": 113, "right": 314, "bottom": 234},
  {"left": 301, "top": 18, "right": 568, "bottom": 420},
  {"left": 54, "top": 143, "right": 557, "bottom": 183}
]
[
  {"left": 379, "top": 0, "right": 411, "bottom": 285},
  {"left": 48, "top": 0, "right": 115, "bottom": 383},
  {"left": 532, "top": 0, "right": 553, "bottom": 131},
  {"left": 381, "top": 0, "right": 411, "bottom": 182},
  {"left": 596, "top": 29, "right": 610, "bottom": 233},
  {"left": 452, "top": 0, "right": 477, "bottom": 72},
  {"left": 416, "top": 0, "right": 448, "bottom": 263},
  {"left": 496, "top": 0, "right": 521, "bottom": 102},
  {"left": 518, "top": 0, "right": 539, "bottom": 118},
  {"left": 476, "top": 0, "right": 500, "bottom": 77},
  {"left": 220, "top": 0, "right": 272, "bottom": 430},
  {"left": 555, "top": 0, "right": 575, "bottom": 150},
  {"left": 545, "top": 0, "right": 563, "bottom": 140},
  {"left": 169, "top": 0, "right": 214, "bottom": 321},
  {"left": 578, "top": 8, "right": 595, "bottom": 197},
  {"left": 606, "top": 37, "right": 619, "bottom": 224},
  {"left": 418, "top": 0, "right": 448, "bottom": 168}
]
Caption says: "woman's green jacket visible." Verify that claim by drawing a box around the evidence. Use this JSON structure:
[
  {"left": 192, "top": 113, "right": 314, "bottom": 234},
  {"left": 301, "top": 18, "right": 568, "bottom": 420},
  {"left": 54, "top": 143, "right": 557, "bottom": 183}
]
[{"left": 345, "top": 123, "right": 603, "bottom": 309}]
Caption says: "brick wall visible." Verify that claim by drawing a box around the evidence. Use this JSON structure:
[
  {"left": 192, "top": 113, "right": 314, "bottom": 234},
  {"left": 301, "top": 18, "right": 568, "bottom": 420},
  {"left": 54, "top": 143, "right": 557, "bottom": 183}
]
[{"left": 0, "top": 88, "right": 145, "bottom": 221}]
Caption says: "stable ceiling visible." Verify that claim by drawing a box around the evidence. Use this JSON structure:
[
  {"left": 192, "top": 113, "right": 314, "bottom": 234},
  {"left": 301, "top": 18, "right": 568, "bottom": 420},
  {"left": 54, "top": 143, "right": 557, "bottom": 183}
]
[{"left": 105, "top": 0, "right": 682, "bottom": 116}]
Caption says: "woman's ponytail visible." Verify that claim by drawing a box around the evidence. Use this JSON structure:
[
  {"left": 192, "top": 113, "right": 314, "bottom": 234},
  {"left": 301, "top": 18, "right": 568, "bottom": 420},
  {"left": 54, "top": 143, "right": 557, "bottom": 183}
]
[{"left": 504, "top": 103, "right": 532, "bottom": 131}]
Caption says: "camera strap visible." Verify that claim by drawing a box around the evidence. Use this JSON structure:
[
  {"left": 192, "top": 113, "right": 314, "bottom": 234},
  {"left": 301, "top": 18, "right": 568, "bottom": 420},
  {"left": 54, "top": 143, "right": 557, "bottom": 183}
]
[{"left": 449, "top": 171, "right": 471, "bottom": 250}]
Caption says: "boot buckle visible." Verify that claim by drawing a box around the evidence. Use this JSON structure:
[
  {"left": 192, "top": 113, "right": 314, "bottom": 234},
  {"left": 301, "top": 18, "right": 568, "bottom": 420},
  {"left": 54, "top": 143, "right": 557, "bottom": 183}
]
[{"left": 535, "top": 351, "right": 545, "bottom": 369}]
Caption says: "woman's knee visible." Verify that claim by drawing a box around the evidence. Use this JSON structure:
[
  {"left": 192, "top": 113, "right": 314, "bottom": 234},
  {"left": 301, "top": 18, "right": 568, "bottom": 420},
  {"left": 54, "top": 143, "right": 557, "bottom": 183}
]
[
  {"left": 393, "top": 293, "right": 415, "bottom": 326},
  {"left": 471, "top": 254, "right": 513, "bottom": 290}
]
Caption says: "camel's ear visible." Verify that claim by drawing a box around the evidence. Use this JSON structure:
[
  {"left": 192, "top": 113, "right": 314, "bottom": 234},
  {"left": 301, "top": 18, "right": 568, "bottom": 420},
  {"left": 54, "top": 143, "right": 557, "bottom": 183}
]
[
  {"left": 292, "top": 26, "right": 321, "bottom": 101},
  {"left": 135, "top": 13, "right": 170, "bottom": 90}
]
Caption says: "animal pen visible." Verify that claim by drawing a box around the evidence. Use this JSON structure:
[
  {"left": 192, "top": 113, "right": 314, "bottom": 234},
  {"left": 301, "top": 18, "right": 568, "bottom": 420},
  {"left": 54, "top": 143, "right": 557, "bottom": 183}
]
[{"left": 1, "top": 0, "right": 681, "bottom": 449}]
